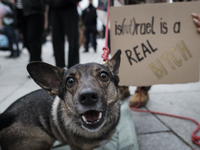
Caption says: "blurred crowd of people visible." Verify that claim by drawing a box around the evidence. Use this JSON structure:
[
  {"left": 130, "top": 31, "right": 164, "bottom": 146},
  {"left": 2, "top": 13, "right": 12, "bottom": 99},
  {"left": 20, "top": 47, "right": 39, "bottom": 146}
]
[
  {"left": 0, "top": 0, "right": 101, "bottom": 67},
  {"left": 0, "top": 0, "right": 48, "bottom": 60}
]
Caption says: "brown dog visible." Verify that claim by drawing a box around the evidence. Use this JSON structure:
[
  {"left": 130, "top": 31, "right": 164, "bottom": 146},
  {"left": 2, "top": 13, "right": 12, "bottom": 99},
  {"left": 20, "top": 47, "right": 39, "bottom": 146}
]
[{"left": 0, "top": 50, "right": 121, "bottom": 150}]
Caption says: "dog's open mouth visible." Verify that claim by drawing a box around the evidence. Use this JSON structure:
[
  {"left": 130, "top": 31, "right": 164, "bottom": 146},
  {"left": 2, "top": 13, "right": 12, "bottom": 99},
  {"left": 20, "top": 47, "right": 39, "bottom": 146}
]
[
  {"left": 81, "top": 110, "right": 105, "bottom": 131},
  {"left": 82, "top": 110, "right": 102, "bottom": 124}
]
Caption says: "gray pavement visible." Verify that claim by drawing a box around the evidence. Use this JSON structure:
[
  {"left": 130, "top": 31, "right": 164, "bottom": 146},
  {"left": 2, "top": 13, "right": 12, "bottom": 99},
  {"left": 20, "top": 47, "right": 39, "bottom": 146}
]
[{"left": 0, "top": 39, "right": 200, "bottom": 150}]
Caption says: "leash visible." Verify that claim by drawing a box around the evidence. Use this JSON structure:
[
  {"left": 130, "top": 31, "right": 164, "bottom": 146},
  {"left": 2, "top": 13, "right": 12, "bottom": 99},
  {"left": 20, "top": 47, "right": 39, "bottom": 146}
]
[
  {"left": 101, "top": 0, "right": 110, "bottom": 63},
  {"left": 101, "top": 0, "right": 200, "bottom": 146}
]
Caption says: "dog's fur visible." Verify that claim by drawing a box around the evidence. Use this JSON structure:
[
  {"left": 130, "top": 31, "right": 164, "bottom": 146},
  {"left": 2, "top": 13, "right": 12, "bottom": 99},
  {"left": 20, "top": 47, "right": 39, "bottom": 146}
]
[{"left": 0, "top": 50, "right": 121, "bottom": 150}]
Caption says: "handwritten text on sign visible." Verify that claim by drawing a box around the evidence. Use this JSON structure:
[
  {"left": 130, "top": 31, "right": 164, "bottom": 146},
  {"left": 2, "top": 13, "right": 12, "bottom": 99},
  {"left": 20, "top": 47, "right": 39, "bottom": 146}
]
[
  {"left": 114, "top": 17, "right": 181, "bottom": 36},
  {"left": 110, "top": 2, "right": 200, "bottom": 86}
]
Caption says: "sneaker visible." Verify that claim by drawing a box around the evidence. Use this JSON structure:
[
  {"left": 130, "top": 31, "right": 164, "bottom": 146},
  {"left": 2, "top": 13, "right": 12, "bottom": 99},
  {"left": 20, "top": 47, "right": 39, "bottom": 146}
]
[{"left": 129, "top": 89, "right": 149, "bottom": 108}]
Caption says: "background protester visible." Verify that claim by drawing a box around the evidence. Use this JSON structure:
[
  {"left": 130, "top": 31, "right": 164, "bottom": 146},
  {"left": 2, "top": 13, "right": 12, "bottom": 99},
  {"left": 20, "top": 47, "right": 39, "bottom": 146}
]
[
  {"left": 21, "top": 0, "right": 48, "bottom": 63},
  {"left": 47, "top": 0, "right": 80, "bottom": 69},
  {"left": 82, "top": 0, "right": 97, "bottom": 53},
  {"left": 0, "top": 0, "right": 20, "bottom": 58}
]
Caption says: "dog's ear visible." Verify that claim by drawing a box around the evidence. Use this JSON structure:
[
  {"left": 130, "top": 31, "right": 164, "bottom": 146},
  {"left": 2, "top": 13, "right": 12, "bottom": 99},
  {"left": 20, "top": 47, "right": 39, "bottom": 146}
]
[
  {"left": 27, "top": 62, "right": 64, "bottom": 96},
  {"left": 104, "top": 49, "right": 121, "bottom": 75}
]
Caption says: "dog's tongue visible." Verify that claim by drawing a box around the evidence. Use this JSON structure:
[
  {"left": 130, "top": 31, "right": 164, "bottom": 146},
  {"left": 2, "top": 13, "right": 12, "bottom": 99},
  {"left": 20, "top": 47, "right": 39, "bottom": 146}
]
[{"left": 84, "top": 111, "right": 100, "bottom": 122}]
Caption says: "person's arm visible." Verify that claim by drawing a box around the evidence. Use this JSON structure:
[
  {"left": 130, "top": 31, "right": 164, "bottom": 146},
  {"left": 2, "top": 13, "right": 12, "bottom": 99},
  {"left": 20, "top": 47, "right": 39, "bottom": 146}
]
[{"left": 192, "top": 13, "right": 200, "bottom": 33}]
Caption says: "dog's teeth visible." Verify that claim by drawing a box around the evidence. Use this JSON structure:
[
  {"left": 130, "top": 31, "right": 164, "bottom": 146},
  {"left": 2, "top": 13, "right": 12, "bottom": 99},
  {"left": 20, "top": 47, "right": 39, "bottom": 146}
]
[
  {"left": 82, "top": 115, "right": 87, "bottom": 123},
  {"left": 82, "top": 112, "right": 102, "bottom": 124},
  {"left": 98, "top": 112, "right": 102, "bottom": 120}
]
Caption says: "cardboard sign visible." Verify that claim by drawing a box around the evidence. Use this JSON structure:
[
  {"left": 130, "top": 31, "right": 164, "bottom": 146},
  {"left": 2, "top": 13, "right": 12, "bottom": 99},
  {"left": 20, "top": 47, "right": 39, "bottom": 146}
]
[{"left": 110, "top": 2, "right": 200, "bottom": 86}]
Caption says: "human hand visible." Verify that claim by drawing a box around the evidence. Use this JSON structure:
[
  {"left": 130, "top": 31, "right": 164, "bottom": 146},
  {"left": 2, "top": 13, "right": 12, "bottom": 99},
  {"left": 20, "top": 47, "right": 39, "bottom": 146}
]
[{"left": 191, "top": 13, "right": 200, "bottom": 33}]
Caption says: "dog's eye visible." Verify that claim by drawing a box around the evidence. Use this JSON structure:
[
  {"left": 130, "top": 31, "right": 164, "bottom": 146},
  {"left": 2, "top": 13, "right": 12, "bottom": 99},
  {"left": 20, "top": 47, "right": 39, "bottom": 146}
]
[
  {"left": 66, "top": 77, "right": 75, "bottom": 87},
  {"left": 99, "top": 72, "right": 109, "bottom": 81}
]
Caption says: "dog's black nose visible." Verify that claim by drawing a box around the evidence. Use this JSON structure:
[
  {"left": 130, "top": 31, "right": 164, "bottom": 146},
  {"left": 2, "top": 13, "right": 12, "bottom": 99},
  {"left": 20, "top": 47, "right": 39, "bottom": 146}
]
[{"left": 79, "top": 88, "right": 98, "bottom": 105}]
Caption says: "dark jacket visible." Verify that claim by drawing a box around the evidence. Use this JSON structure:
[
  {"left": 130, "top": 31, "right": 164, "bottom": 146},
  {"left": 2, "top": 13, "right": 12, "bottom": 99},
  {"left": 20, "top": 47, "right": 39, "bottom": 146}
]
[
  {"left": 47, "top": 0, "right": 80, "bottom": 10},
  {"left": 22, "top": 0, "right": 46, "bottom": 16},
  {"left": 82, "top": 4, "right": 97, "bottom": 26}
]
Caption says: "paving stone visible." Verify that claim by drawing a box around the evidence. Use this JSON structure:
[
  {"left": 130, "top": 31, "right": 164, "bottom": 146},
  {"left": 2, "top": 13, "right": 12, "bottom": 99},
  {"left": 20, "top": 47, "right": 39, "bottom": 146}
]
[
  {"left": 131, "top": 107, "right": 169, "bottom": 134},
  {"left": 0, "top": 85, "right": 19, "bottom": 103},
  {"left": 0, "top": 70, "right": 28, "bottom": 85},
  {"left": 146, "top": 90, "right": 200, "bottom": 149},
  {"left": 0, "top": 80, "right": 41, "bottom": 112},
  {"left": 137, "top": 132, "right": 192, "bottom": 150}
]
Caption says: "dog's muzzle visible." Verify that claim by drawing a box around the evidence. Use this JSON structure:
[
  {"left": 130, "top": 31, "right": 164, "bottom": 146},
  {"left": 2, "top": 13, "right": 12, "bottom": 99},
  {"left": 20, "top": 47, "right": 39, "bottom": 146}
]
[{"left": 78, "top": 88, "right": 106, "bottom": 131}]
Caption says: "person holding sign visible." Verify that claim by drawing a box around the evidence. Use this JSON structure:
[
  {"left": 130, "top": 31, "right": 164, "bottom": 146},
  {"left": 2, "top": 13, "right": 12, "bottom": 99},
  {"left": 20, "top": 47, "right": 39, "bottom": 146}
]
[{"left": 129, "top": 12, "right": 200, "bottom": 107}]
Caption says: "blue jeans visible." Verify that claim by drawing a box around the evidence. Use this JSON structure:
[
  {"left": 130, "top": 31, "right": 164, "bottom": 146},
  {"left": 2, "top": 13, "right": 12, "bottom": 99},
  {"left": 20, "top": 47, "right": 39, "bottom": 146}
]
[{"left": 0, "top": 26, "right": 19, "bottom": 56}]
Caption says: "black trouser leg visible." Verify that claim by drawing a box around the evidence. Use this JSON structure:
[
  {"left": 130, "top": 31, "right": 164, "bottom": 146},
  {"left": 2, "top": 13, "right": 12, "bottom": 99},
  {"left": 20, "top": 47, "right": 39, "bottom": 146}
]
[
  {"left": 6, "top": 26, "right": 20, "bottom": 56},
  {"left": 51, "top": 8, "right": 79, "bottom": 68},
  {"left": 84, "top": 27, "right": 90, "bottom": 52},
  {"left": 91, "top": 26, "right": 97, "bottom": 51},
  {"left": 51, "top": 11, "right": 65, "bottom": 68},
  {"left": 0, "top": 27, "right": 14, "bottom": 56},
  {"left": 66, "top": 17, "right": 79, "bottom": 68},
  {"left": 25, "top": 15, "right": 44, "bottom": 62}
]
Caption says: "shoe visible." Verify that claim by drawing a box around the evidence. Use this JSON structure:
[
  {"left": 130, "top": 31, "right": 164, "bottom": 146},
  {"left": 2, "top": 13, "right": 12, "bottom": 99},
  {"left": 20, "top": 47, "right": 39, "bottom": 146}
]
[
  {"left": 13, "top": 53, "right": 19, "bottom": 58},
  {"left": 129, "top": 89, "right": 149, "bottom": 108},
  {"left": 83, "top": 50, "right": 88, "bottom": 53},
  {"left": 120, "top": 86, "right": 130, "bottom": 100},
  {"left": 5, "top": 52, "right": 20, "bottom": 58}
]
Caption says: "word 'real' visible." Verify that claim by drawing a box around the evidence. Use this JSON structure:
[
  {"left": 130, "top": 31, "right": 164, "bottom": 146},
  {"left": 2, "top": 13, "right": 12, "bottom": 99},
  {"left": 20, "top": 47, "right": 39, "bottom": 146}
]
[{"left": 125, "top": 40, "right": 157, "bottom": 65}]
